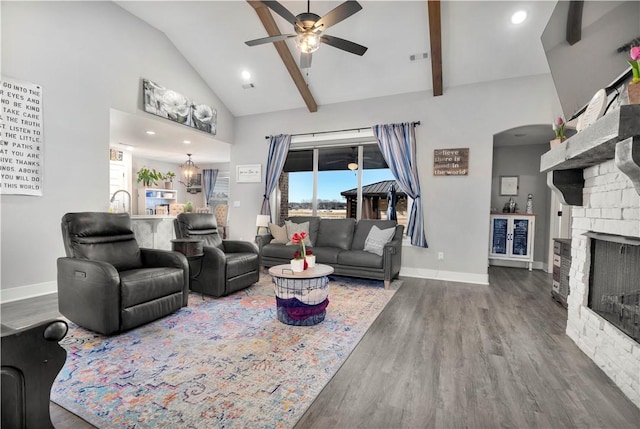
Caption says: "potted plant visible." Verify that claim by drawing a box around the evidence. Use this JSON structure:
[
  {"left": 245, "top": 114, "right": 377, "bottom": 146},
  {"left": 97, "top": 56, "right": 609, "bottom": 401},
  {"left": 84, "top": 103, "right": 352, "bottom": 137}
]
[
  {"left": 164, "top": 171, "right": 176, "bottom": 189},
  {"left": 184, "top": 201, "right": 194, "bottom": 213},
  {"left": 290, "top": 232, "right": 308, "bottom": 272},
  {"left": 137, "top": 167, "right": 161, "bottom": 187}
]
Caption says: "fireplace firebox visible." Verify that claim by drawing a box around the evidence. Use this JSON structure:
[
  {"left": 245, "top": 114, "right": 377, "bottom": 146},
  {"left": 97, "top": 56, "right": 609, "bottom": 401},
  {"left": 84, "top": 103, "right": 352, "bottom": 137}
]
[{"left": 588, "top": 233, "right": 640, "bottom": 343}]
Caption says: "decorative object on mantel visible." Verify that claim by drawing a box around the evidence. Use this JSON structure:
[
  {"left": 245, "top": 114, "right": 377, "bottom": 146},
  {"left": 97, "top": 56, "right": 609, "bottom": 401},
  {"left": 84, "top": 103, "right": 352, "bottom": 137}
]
[
  {"left": 525, "top": 193, "right": 534, "bottom": 214},
  {"left": 163, "top": 171, "right": 176, "bottom": 189},
  {"left": 550, "top": 116, "right": 566, "bottom": 148},
  {"left": 142, "top": 79, "right": 217, "bottom": 135},
  {"left": 540, "top": 105, "right": 640, "bottom": 205},
  {"left": 576, "top": 88, "right": 607, "bottom": 132},
  {"left": 627, "top": 46, "right": 640, "bottom": 104}
]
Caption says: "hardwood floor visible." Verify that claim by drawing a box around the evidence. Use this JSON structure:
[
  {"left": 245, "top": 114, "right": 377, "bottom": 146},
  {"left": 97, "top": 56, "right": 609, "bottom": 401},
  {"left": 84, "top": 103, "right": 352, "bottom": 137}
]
[{"left": 2, "top": 267, "right": 639, "bottom": 428}]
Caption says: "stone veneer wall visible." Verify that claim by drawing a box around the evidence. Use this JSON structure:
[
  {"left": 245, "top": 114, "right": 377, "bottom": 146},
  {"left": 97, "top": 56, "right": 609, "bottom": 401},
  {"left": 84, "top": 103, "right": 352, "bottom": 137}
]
[{"left": 567, "top": 159, "right": 640, "bottom": 406}]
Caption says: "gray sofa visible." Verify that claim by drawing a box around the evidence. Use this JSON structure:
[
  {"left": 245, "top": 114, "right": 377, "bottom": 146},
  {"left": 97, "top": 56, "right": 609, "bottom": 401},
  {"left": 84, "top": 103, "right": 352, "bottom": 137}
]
[{"left": 256, "top": 216, "right": 403, "bottom": 288}]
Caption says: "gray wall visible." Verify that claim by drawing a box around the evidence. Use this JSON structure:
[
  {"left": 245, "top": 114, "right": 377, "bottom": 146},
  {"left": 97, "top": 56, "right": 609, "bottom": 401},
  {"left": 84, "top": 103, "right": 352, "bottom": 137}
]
[
  {"left": 229, "top": 75, "right": 561, "bottom": 284},
  {"left": 491, "top": 143, "right": 552, "bottom": 266},
  {"left": 1, "top": 1, "right": 234, "bottom": 295}
]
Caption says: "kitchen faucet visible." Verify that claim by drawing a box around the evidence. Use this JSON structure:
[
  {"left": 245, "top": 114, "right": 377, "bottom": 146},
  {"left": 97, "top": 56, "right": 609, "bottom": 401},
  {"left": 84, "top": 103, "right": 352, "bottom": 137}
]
[{"left": 110, "top": 189, "right": 132, "bottom": 214}]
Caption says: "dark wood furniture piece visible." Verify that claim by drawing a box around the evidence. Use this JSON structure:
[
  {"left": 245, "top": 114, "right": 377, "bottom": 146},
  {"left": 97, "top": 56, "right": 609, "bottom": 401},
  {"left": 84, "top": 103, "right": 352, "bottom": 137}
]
[
  {"left": 1, "top": 319, "right": 68, "bottom": 429},
  {"left": 171, "top": 238, "right": 204, "bottom": 290},
  {"left": 552, "top": 238, "right": 572, "bottom": 307}
]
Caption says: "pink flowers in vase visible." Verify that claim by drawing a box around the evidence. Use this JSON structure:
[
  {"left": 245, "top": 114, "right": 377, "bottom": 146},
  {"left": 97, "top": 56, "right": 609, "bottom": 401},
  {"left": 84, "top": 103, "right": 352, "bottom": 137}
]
[
  {"left": 552, "top": 116, "right": 566, "bottom": 141},
  {"left": 629, "top": 46, "right": 640, "bottom": 83}
]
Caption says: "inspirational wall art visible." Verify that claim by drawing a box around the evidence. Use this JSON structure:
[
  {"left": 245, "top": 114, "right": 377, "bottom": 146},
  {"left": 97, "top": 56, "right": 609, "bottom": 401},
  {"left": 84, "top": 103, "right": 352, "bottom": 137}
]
[
  {"left": 433, "top": 148, "right": 469, "bottom": 176},
  {"left": 0, "top": 76, "right": 44, "bottom": 196}
]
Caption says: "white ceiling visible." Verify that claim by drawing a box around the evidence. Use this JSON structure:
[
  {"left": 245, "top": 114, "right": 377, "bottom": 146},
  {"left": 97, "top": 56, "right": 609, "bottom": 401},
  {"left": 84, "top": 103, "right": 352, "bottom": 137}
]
[
  {"left": 111, "top": 1, "right": 561, "bottom": 161},
  {"left": 116, "top": 0, "right": 557, "bottom": 117},
  {"left": 110, "top": 109, "right": 230, "bottom": 164}
]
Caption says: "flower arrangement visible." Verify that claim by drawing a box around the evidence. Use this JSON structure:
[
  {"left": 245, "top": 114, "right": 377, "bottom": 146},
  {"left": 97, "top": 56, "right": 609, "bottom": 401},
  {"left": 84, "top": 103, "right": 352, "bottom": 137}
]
[
  {"left": 629, "top": 46, "right": 640, "bottom": 83},
  {"left": 291, "top": 232, "right": 310, "bottom": 270},
  {"left": 552, "top": 116, "right": 566, "bottom": 141}
]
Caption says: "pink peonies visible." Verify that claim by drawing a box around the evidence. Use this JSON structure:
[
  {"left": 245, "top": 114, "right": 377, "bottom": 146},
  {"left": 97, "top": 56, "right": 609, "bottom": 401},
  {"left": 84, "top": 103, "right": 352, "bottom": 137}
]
[{"left": 629, "top": 46, "right": 640, "bottom": 83}]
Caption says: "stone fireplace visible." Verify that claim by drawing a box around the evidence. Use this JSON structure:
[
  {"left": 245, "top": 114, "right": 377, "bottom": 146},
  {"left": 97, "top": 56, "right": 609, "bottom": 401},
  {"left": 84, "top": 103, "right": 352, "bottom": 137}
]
[{"left": 541, "top": 105, "right": 640, "bottom": 407}]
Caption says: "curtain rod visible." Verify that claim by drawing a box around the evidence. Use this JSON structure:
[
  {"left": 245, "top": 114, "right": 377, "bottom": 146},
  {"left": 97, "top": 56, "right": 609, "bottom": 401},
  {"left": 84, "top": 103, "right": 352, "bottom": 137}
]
[{"left": 264, "top": 121, "right": 421, "bottom": 139}]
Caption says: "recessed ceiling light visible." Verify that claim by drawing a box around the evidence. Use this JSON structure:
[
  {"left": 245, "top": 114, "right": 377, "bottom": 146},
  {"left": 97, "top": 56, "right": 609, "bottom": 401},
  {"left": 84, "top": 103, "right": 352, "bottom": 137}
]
[
  {"left": 145, "top": 130, "right": 155, "bottom": 135},
  {"left": 511, "top": 10, "right": 527, "bottom": 24},
  {"left": 183, "top": 140, "right": 191, "bottom": 144},
  {"left": 241, "top": 70, "right": 251, "bottom": 80}
]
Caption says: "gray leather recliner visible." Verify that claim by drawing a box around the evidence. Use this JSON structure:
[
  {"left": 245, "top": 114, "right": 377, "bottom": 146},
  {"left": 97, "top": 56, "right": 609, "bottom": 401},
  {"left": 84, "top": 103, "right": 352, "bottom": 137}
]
[
  {"left": 57, "top": 212, "right": 189, "bottom": 335},
  {"left": 174, "top": 213, "right": 260, "bottom": 297}
]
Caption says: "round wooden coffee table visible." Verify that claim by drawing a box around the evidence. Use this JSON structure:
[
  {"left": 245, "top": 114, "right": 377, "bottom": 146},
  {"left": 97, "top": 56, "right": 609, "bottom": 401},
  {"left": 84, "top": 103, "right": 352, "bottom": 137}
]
[{"left": 268, "top": 264, "right": 334, "bottom": 326}]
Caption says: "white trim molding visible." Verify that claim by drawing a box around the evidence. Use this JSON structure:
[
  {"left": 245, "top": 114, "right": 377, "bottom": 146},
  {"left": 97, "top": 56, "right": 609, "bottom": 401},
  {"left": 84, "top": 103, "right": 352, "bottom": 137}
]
[
  {"left": 400, "top": 267, "right": 489, "bottom": 285},
  {"left": 0, "top": 281, "right": 57, "bottom": 304}
]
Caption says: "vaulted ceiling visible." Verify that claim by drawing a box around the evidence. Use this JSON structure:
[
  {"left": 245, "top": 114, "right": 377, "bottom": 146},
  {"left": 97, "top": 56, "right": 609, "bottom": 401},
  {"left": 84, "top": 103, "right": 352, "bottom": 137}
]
[{"left": 116, "top": 1, "right": 557, "bottom": 117}]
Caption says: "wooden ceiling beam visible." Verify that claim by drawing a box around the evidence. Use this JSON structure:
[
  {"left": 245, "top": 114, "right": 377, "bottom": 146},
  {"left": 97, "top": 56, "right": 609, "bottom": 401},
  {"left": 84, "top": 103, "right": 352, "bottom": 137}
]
[
  {"left": 566, "top": 1, "right": 584, "bottom": 46},
  {"left": 247, "top": 1, "right": 318, "bottom": 112},
  {"left": 427, "top": 0, "right": 443, "bottom": 97}
]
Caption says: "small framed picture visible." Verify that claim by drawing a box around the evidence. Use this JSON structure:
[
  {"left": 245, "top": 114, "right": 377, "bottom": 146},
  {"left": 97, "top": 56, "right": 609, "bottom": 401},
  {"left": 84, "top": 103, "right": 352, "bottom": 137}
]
[
  {"left": 236, "top": 164, "right": 262, "bottom": 183},
  {"left": 500, "top": 176, "right": 519, "bottom": 196}
]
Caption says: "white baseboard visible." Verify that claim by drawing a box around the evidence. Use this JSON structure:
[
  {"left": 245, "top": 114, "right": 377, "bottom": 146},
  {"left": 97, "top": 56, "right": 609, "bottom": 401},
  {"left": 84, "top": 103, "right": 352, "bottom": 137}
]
[
  {"left": 400, "top": 267, "right": 489, "bottom": 285},
  {"left": 489, "top": 259, "right": 546, "bottom": 271},
  {"left": 0, "top": 281, "right": 57, "bottom": 304}
]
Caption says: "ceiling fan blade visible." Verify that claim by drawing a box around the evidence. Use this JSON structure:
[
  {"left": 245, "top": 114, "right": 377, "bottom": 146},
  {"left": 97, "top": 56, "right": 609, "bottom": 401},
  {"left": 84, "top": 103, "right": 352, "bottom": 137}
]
[
  {"left": 314, "top": 1, "right": 362, "bottom": 31},
  {"left": 245, "top": 34, "right": 295, "bottom": 47},
  {"left": 321, "top": 34, "right": 368, "bottom": 56},
  {"left": 262, "top": 1, "right": 300, "bottom": 26},
  {"left": 300, "top": 52, "right": 312, "bottom": 69}
]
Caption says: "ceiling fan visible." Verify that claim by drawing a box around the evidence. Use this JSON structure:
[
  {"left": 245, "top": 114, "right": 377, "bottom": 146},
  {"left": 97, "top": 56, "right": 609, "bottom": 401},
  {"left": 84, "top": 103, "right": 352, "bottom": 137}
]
[
  {"left": 245, "top": 0, "right": 368, "bottom": 69},
  {"left": 326, "top": 147, "right": 372, "bottom": 170}
]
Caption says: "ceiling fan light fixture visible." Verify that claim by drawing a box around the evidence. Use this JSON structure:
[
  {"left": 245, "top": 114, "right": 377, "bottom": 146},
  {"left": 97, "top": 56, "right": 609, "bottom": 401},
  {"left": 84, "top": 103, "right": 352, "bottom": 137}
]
[
  {"left": 347, "top": 161, "right": 358, "bottom": 171},
  {"left": 296, "top": 32, "right": 322, "bottom": 54}
]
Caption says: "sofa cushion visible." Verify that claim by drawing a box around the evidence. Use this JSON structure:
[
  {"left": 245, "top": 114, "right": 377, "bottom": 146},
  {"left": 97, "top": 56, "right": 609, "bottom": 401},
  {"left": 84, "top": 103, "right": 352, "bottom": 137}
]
[
  {"left": 285, "top": 220, "right": 312, "bottom": 246},
  {"left": 316, "top": 218, "right": 355, "bottom": 250},
  {"left": 285, "top": 216, "right": 320, "bottom": 246},
  {"left": 262, "top": 243, "right": 300, "bottom": 260},
  {"left": 363, "top": 225, "right": 396, "bottom": 256},
  {"left": 120, "top": 267, "right": 185, "bottom": 308},
  {"left": 351, "top": 220, "right": 398, "bottom": 250},
  {"left": 269, "top": 223, "right": 288, "bottom": 244},
  {"left": 337, "top": 249, "right": 383, "bottom": 269},
  {"left": 312, "top": 247, "right": 343, "bottom": 264}
]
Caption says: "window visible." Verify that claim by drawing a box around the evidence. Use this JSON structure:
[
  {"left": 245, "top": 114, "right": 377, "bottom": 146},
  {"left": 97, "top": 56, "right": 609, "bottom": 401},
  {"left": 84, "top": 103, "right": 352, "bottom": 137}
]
[
  {"left": 278, "top": 144, "right": 408, "bottom": 229},
  {"left": 207, "top": 173, "right": 229, "bottom": 210}
]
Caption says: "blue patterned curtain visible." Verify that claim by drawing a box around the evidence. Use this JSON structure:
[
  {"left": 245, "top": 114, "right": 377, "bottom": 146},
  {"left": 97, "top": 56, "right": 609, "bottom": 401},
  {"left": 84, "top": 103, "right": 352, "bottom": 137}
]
[
  {"left": 203, "top": 169, "right": 218, "bottom": 207},
  {"left": 262, "top": 134, "right": 292, "bottom": 218},
  {"left": 372, "top": 123, "right": 428, "bottom": 248}
]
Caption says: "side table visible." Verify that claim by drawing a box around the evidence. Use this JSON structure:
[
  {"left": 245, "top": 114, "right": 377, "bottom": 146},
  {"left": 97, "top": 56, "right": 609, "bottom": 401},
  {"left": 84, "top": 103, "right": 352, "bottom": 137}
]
[{"left": 171, "top": 239, "right": 204, "bottom": 291}]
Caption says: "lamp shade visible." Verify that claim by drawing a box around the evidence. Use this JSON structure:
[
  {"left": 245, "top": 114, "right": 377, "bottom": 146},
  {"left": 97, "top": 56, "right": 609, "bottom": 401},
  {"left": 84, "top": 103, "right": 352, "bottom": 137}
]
[
  {"left": 347, "top": 162, "right": 358, "bottom": 171},
  {"left": 256, "top": 214, "right": 270, "bottom": 227}
]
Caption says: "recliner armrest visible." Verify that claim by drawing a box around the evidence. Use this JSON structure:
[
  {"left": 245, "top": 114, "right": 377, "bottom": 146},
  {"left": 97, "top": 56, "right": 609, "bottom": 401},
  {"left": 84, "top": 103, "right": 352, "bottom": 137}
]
[
  {"left": 223, "top": 240, "right": 259, "bottom": 254},
  {"left": 255, "top": 234, "right": 273, "bottom": 251}
]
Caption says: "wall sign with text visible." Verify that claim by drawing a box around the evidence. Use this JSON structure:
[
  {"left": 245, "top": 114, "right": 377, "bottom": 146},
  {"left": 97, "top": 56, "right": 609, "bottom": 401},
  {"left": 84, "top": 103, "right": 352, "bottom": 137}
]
[
  {"left": 0, "top": 76, "right": 43, "bottom": 196},
  {"left": 433, "top": 148, "right": 469, "bottom": 176}
]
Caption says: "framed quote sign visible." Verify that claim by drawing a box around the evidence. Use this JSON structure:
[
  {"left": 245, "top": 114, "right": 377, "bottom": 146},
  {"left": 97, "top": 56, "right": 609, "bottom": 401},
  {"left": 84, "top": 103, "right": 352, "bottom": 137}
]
[
  {"left": 433, "top": 148, "right": 469, "bottom": 176},
  {"left": 236, "top": 164, "right": 261, "bottom": 183}
]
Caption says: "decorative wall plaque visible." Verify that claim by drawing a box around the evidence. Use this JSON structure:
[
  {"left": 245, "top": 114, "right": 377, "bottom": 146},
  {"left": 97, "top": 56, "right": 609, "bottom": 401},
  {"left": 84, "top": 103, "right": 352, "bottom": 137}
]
[{"left": 433, "top": 148, "right": 469, "bottom": 176}]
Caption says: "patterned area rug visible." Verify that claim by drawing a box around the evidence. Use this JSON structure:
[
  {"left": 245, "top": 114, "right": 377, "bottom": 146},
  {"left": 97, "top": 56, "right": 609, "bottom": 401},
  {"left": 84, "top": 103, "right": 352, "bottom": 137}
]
[{"left": 51, "top": 274, "right": 399, "bottom": 428}]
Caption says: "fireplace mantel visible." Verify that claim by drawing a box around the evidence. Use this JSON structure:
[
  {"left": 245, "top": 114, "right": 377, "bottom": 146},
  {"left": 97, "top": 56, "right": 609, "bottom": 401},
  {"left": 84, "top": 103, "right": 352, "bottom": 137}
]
[{"left": 540, "top": 105, "right": 640, "bottom": 205}]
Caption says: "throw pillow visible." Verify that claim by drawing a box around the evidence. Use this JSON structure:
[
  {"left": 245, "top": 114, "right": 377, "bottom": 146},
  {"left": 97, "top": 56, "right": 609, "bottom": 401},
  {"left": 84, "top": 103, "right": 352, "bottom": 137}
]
[
  {"left": 363, "top": 225, "right": 396, "bottom": 256},
  {"left": 269, "top": 223, "right": 288, "bottom": 244},
  {"left": 285, "top": 220, "right": 312, "bottom": 246}
]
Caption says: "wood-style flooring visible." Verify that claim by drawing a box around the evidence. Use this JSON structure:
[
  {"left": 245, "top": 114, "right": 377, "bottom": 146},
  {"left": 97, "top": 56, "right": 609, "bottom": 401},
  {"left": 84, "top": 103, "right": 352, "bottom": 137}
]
[{"left": 2, "top": 267, "right": 639, "bottom": 428}]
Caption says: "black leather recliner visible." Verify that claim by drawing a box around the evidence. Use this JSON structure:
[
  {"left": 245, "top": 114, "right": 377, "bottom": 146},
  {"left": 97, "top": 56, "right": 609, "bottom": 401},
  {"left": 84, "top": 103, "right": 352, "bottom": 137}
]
[
  {"left": 174, "top": 213, "right": 260, "bottom": 297},
  {"left": 57, "top": 212, "right": 189, "bottom": 335}
]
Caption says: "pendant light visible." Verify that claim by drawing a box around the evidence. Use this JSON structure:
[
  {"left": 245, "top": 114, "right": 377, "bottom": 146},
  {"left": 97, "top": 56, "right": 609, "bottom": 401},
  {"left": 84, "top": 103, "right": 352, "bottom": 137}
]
[{"left": 180, "top": 153, "right": 199, "bottom": 188}]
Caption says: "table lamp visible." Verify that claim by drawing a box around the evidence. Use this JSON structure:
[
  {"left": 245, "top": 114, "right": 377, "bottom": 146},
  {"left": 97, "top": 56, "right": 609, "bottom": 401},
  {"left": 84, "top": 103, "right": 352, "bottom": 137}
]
[{"left": 256, "top": 214, "right": 270, "bottom": 235}]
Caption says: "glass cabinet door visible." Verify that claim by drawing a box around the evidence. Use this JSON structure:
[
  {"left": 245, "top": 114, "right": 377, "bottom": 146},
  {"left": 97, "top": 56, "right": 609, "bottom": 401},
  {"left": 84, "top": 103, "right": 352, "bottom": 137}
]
[
  {"left": 491, "top": 217, "right": 509, "bottom": 256},
  {"left": 511, "top": 218, "right": 530, "bottom": 257}
]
